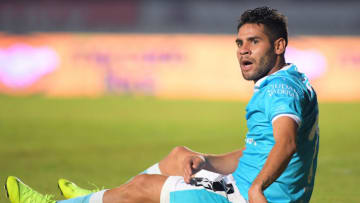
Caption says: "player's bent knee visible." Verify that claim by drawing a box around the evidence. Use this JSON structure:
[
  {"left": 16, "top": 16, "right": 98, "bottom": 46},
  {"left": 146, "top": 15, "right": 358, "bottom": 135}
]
[
  {"left": 170, "top": 146, "right": 187, "bottom": 156},
  {"left": 160, "top": 146, "right": 193, "bottom": 176},
  {"left": 170, "top": 146, "right": 193, "bottom": 159}
]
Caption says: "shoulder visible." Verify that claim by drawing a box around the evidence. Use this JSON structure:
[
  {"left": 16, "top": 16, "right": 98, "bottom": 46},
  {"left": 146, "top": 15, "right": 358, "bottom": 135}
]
[
  {"left": 260, "top": 75, "right": 305, "bottom": 122},
  {"left": 262, "top": 75, "right": 304, "bottom": 100}
]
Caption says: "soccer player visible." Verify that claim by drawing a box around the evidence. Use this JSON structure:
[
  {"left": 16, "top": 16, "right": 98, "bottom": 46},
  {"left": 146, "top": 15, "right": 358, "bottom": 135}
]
[{"left": 5, "top": 6, "right": 319, "bottom": 203}]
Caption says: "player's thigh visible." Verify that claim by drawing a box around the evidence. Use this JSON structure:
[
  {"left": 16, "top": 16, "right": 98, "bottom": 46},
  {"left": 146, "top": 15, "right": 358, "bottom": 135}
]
[{"left": 161, "top": 175, "right": 246, "bottom": 203}]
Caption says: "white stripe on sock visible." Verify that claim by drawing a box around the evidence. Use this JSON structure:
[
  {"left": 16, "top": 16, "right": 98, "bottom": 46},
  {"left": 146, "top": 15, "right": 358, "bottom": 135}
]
[
  {"left": 89, "top": 190, "right": 107, "bottom": 203},
  {"left": 144, "top": 163, "right": 161, "bottom": 174}
]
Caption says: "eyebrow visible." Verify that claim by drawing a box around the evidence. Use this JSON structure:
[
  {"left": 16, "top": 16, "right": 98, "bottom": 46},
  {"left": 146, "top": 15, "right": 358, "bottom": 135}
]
[
  {"left": 248, "top": 36, "right": 261, "bottom": 41},
  {"left": 235, "top": 36, "right": 262, "bottom": 44}
]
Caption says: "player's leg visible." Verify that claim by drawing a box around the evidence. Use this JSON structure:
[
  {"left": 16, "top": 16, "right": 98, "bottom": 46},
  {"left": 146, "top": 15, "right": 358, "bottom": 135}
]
[
  {"left": 58, "top": 146, "right": 191, "bottom": 199},
  {"left": 58, "top": 174, "right": 167, "bottom": 203},
  {"left": 157, "top": 146, "right": 202, "bottom": 176},
  {"left": 102, "top": 174, "right": 167, "bottom": 203},
  {"left": 71, "top": 174, "right": 242, "bottom": 203},
  {"left": 157, "top": 146, "right": 223, "bottom": 181},
  {"left": 62, "top": 174, "right": 242, "bottom": 203},
  {"left": 59, "top": 146, "right": 221, "bottom": 199}
]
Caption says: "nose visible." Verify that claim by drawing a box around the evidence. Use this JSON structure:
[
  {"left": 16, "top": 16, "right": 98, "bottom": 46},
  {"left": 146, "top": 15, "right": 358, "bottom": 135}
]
[{"left": 238, "top": 43, "right": 251, "bottom": 55}]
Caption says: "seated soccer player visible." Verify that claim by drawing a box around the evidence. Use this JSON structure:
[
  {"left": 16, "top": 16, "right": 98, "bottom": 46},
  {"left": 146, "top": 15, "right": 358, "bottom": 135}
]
[{"left": 5, "top": 6, "right": 319, "bottom": 203}]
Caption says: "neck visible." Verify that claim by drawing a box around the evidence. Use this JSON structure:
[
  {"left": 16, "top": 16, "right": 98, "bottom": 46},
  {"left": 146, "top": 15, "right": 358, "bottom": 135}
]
[
  {"left": 269, "top": 56, "right": 286, "bottom": 75},
  {"left": 253, "top": 56, "right": 286, "bottom": 84}
]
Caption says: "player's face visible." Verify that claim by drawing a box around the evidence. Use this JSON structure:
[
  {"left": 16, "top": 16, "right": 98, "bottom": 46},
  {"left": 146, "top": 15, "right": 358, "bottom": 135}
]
[{"left": 236, "top": 23, "right": 277, "bottom": 82}]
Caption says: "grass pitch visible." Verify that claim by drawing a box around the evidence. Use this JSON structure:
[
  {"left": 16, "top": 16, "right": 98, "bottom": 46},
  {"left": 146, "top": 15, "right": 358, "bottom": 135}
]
[{"left": 0, "top": 95, "right": 359, "bottom": 203}]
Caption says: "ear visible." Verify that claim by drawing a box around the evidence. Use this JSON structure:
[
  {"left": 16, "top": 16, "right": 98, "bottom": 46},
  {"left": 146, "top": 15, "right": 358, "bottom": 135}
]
[{"left": 273, "top": 38, "right": 286, "bottom": 55}]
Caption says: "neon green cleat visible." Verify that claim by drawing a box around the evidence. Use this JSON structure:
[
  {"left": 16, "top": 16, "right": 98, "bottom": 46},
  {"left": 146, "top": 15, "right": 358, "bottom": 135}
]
[
  {"left": 58, "top": 179, "right": 100, "bottom": 199},
  {"left": 4, "top": 176, "right": 56, "bottom": 203}
]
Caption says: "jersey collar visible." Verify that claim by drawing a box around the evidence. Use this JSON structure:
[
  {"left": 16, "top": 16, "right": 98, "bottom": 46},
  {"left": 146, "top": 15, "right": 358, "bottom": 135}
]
[{"left": 254, "top": 63, "right": 294, "bottom": 89}]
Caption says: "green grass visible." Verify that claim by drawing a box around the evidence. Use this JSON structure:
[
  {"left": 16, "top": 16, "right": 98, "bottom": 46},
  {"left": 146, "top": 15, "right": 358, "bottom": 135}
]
[{"left": 0, "top": 95, "right": 359, "bottom": 203}]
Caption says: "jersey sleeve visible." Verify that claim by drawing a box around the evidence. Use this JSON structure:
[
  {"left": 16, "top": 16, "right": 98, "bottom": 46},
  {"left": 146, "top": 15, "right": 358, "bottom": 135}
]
[{"left": 263, "top": 77, "right": 303, "bottom": 126}]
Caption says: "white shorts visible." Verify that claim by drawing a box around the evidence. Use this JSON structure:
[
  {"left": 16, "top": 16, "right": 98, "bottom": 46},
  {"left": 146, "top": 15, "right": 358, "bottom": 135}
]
[{"left": 160, "top": 170, "right": 247, "bottom": 203}]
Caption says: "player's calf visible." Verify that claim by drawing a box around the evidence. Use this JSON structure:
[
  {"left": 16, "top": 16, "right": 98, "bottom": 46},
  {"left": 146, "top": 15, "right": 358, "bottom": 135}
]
[{"left": 103, "top": 174, "right": 167, "bottom": 203}]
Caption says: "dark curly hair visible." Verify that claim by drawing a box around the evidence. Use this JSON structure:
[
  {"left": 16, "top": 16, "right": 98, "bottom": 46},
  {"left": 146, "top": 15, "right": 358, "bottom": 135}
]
[{"left": 237, "top": 7, "right": 288, "bottom": 46}]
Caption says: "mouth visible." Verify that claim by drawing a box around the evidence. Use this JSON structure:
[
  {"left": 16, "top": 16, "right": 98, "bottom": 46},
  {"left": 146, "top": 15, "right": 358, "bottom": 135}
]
[{"left": 240, "top": 59, "right": 254, "bottom": 71}]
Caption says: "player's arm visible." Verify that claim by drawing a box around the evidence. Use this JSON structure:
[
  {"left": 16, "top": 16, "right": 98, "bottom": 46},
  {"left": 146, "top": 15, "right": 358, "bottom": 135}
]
[
  {"left": 248, "top": 116, "right": 298, "bottom": 203},
  {"left": 183, "top": 148, "right": 245, "bottom": 183},
  {"left": 203, "top": 148, "right": 245, "bottom": 174}
]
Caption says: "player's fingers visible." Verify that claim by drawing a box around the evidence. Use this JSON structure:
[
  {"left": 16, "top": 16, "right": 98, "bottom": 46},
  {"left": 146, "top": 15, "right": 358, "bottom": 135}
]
[
  {"left": 192, "top": 157, "right": 205, "bottom": 173},
  {"left": 184, "top": 169, "right": 191, "bottom": 184},
  {"left": 185, "top": 159, "right": 198, "bottom": 184},
  {"left": 184, "top": 175, "right": 191, "bottom": 184},
  {"left": 192, "top": 160, "right": 201, "bottom": 171},
  {"left": 184, "top": 161, "right": 192, "bottom": 182},
  {"left": 186, "top": 161, "right": 193, "bottom": 174}
]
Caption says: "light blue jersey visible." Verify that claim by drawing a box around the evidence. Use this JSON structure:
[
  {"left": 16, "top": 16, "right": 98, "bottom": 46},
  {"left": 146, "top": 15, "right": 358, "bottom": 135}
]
[{"left": 233, "top": 64, "right": 319, "bottom": 203}]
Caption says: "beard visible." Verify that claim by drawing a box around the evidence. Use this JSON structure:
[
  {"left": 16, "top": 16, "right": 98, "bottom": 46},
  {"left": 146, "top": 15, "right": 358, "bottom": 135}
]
[{"left": 241, "top": 50, "right": 277, "bottom": 82}]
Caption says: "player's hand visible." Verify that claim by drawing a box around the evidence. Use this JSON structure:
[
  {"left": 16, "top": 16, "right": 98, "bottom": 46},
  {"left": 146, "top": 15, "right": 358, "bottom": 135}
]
[
  {"left": 183, "top": 155, "right": 206, "bottom": 184},
  {"left": 248, "top": 185, "right": 267, "bottom": 203}
]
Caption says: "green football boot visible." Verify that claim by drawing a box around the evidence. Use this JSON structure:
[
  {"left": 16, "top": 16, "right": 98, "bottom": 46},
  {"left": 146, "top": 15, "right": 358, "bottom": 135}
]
[
  {"left": 58, "top": 179, "right": 100, "bottom": 199},
  {"left": 4, "top": 176, "right": 56, "bottom": 203}
]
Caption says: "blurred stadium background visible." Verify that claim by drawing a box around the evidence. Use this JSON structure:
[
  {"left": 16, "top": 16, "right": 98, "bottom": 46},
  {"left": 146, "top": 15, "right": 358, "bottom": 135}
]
[{"left": 1, "top": 0, "right": 360, "bottom": 202}]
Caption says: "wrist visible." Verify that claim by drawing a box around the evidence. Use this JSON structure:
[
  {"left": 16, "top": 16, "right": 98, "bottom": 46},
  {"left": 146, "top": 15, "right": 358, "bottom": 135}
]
[
  {"left": 250, "top": 180, "right": 264, "bottom": 192},
  {"left": 251, "top": 184, "right": 262, "bottom": 191},
  {"left": 197, "top": 155, "right": 208, "bottom": 169}
]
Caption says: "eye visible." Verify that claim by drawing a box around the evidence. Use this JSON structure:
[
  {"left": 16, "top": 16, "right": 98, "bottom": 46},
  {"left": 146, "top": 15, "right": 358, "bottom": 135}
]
[
  {"left": 235, "top": 40, "right": 242, "bottom": 47},
  {"left": 252, "top": 39, "right": 259, "bottom": 44}
]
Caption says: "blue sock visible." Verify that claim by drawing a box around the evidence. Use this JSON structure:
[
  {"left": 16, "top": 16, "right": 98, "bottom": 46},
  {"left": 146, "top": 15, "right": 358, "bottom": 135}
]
[{"left": 57, "top": 193, "right": 92, "bottom": 203}]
